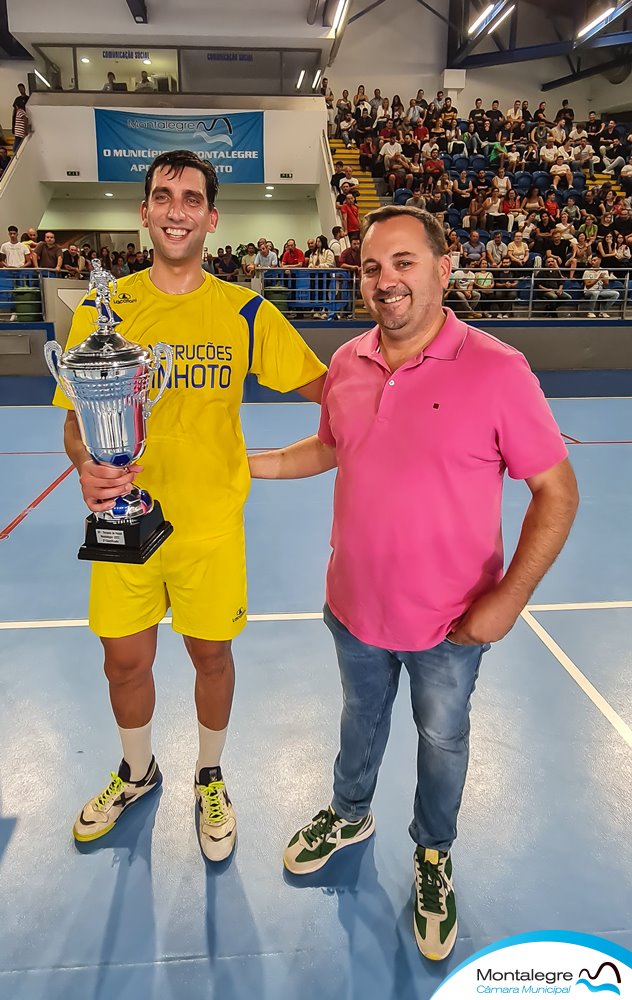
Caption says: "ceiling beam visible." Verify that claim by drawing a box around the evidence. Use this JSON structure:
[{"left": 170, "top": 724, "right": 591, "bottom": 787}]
[
  {"left": 348, "top": 0, "right": 389, "bottom": 23},
  {"left": 574, "top": 0, "right": 632, "bottom": 47},
  {"left": 125, "top": 0, "right": 147, "bottom": 23},
  {"left": 455, "top": 40, "right": 571, "bottom": 68},
  {"left": 586, "top": 29, "right": 632, "bottom": 48},
  {"left": 541, "top": 55, "right": 630, "bottom": 90},
  {"left": 450, "top": 0, "right": 515, "bottom": 65}
]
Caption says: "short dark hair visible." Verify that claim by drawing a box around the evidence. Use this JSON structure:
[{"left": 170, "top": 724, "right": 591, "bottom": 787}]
[
  {"left": 8, "top": 225, "right": 17, "bottom": 233},
  {"left": 360, "top": 205, "right": 448, "bottom": 257},
  {"left": 144, "top": 150, "right": 219, "bottom": 210}
]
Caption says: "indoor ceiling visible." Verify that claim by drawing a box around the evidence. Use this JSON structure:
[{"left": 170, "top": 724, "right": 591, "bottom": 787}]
[{"left": 47, "top": 182, "right": 317, "bottom": 202}]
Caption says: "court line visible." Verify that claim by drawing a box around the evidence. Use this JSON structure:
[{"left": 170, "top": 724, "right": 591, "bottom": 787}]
[
  {"left": 521, "top": 609, "right": 632, "bottom": 749},
  {"left": 0, "top": 612, "right": 325, "bottom": 630},
  {"left": 0, "top": 465, "right": 74, "bottom": 541},
  {"left": 528, "top": 601, "right": 632, "bottom": 611}
]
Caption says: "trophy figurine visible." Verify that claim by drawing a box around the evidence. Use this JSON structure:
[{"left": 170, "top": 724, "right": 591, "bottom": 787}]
[{"left": 44, "top": 261, "right": 174, "bottom": 564}]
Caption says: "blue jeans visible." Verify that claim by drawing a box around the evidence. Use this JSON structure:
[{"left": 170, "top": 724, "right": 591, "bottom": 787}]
[{"left": 325, "top": 604, "right": 489, "bottom": 852}]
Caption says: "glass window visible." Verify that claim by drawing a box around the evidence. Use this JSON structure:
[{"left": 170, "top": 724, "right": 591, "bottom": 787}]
[
  {"left": 33, "top": 46, "right": 75, "bottom": 92},
  {"left": 180, "top": 48, "right": 282, "bottom": 95},
  {"left": 76, "top": 47, "right": 178, "bottom": 93}
]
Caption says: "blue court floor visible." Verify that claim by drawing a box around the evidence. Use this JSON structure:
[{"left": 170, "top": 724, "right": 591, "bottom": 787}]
[{"left": 0, "top": 398, "right": 631, "bottom": 1000}]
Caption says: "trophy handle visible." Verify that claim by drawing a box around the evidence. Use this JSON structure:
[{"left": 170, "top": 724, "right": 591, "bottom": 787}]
[
  {"left": 144, "top": 342, "right": 173, "bottom": 417},
  {"left": 44, "top": 341, "right": 64, "bottom": 389}
]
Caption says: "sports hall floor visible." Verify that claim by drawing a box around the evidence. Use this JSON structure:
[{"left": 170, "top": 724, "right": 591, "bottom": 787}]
[{"left": 0, "top": 397, "right": 631, "bottom": 1000}]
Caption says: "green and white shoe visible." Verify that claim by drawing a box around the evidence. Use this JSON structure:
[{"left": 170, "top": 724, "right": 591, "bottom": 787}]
[
  {"left": 195, "top": 766, "right": 237, "bottom": 862},
  {"left": 413, "top": 847, "right": 458, "bottom": 960},
  {"left": 283, "top": 805, "right": 375, "bottom": 874},
  {"left": 73, "top": 757, "right": 162, "bottom": 843}
]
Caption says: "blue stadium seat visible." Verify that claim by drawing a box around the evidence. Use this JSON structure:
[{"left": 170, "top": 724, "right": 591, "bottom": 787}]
[
  {"left": 393, "top": 187, "right": 413, "bottom": 205},
  {"left": 562, "top": 188, "right": 581, "bottom": 203},
  {"left": 455, "top": 229, "right": 469, "bottom": 242},
  {"left": 476, "top": 229, "right": 490, "bottom": 244},
  {"left": 513, "top": 171, "right": 531, "bottom": 192},
  {"left": 532, "top": 171, "right": 552, "bottom": 192},
  {"left": 453, "top": 156, "right": 469, "bottom": 172},
  {"left": 441, "top": 154, "right": 453, "bottom": 170},
  {"left": 572, "top": 172, "right": 586, "bottom": 190},
  {"left": 447, "top": 208, "right": 462, "bottom": 227},
  {"left": 471, "top": 155, "right": 488, "bottom": 172}
]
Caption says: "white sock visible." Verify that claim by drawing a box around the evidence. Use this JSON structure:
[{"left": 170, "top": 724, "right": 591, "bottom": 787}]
[
  {"left": 117, "top": 721, "right": 153, "bottom": 781},
  {"left": 196, "top": 723, "right": 228, "bottom": 778}
]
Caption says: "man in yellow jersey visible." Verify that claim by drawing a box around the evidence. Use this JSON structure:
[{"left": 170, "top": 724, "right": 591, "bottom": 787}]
[{"left": 54, "top": 150, "right": 326, "bottom": 860}]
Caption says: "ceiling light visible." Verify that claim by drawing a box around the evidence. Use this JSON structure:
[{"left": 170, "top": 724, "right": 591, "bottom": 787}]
[
  {"left": 577, "top": 5, "right": 615, "bottom": 36},
  {"left": 488, "top": 3, "right": 514, "bottom": 32},
  {"left": 468, "top": 3, "right": 493, "bottom": 34},
  {"left": 266, "top": 186, "right": 275, "bottom": 190},
  {"left": 332, "top": 0, "right": 348, "bottom": 31},
  {"left": 80, "top": 57, "right": 90, "bottom": 64},
  {"left": 312, "top": 69, "right": 322, "bottom": 89},
  {"left": 104, "top": 192, "right": 114, "bottom": 198},
  {"left": 296, "top": 69, "right": 306, "bottom": 89},
  {"left": 143, "top": 58, "right": 152, "bottom": 65},
  {"left": 34, "top": 68, "right": 51, "bottom": 89},
  {"left": 265, "top": 194, "right": 273, "bottom": 198}
]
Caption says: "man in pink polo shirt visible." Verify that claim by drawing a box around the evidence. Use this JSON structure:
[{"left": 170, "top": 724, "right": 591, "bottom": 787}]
[{"left": 249, "top": 206, "right": 578, "bottom": 960}]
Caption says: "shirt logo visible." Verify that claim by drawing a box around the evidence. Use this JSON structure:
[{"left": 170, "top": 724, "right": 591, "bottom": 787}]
[
  {"left": 232, "top": 606, "right": 246, "bottom": 623},
  {"left": 114, "top": 292, "right": 137, "bottom": 304}
]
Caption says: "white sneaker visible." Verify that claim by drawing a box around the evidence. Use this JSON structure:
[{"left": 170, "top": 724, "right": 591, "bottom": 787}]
[
  {"left": 73, "top": 757, "right": 162, "bottom": 842},
  {"left": 195, "top": 766, "right": 236, "bottom": 862},
  {"left": 587, "top": 311, "right": 597, "bottom": 318},
  {"left": 600, "top": 312, "right": 611, "bottom": 318}
]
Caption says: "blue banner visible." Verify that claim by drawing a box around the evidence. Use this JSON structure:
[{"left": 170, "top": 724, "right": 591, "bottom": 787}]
[{"left": 94, "top": 109, "right": 264, "bottom": 183}]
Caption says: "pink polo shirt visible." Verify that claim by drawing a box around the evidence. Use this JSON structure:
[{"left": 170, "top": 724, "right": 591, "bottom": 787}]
[{"left": 318, "top": 309, "right": 568, "bottom": 651}]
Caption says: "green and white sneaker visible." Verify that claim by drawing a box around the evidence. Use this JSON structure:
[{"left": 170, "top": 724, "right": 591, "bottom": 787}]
[
  {"left": 413, "top": 847, "right": 458, "bottom": 960},
  {"left": 73, "top": 757, "right": 162, "bottom": 843},
  {"left": 195, "top": 766, "right": 237, "bottom": 862},
  {"left": 284, "top": 805, "right": 375, "bottom": 874}
]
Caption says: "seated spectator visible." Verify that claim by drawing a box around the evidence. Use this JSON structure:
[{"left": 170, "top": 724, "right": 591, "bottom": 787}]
[
  {"left": 619, "top": 156, "right": 632, "bottom": 193},
  {"left": 452, "top": 169, "right": 473, "bottom": 211},
  {"left": 110, "top": 251, "right": 129, "bottom": 279},
  {"left": 254, "top": 238, "right": 278, "bottom": 269},
  {"left": 521, "top": 186, "right": 545, "bottom": 218},
  {"left": 550, "top": 155, "right": 573, "bottom": 189},
  {"left": 308, "top": 235, "right": 335, "bottom": 269},
  {"left": 215, "top": 245, "right": 239, "bottom": 280},
  {"left": 425, "top": 190, "right": 447, "bottom": 223},
  {"left": 597, "top": 231, "right": 617, "bottom": 268},
  {"left": 543, "top": 192, "right": 560, "bottom": 220},
  {"left": 369, "top": 88, "right": 382, "bottom": 115},
  {"left": 533, "top": 101, "right": 552, "bottom": 126},
  {"left": 492, "top": 166, "right": 512, "bottom": 199},
  {"left": 493, "top": 266, "right": 518, "bottom": 317},
  {"left": 32, "top": 231, "right": 62, "bottom": 271},
  {"left": 613, "top": 232, "right": 631, "bottom": 267},
  {"left": 586, "top": 110, "right": 605, "bottom": 144},
  {"left": 572, "top": 137, "right": 597, "bottom": 178},
  {"left": 441, "top": 97, "right": 458, "bottom": 125},
  {"left": 358, "top": 135, "right": 378, "bottom": 172},
  {"left": 564, "top": 196, "right": 581, "bottom": 226},
  {"left": 467, "top": 191, "right": 488, "bottom": 230},
  {"left": 423, "top": 147, "right": 444, "bottom": 186},
  {"left": 573, "top": 233, "right": 593, "bottom": 271},
  {"left": 539, "top": 137, "right": 559, "bottom": 168},
  {"left": 488, "top": 137, "right": 508, "bottom": 169},
  {"left": 135, "top": 71, "right": 154, "bottom": 93},
  {"left": 98, "top": 246, "right": 112, "bottom": 272},
  {"left": 472, "top": 168, "right": 491, "bottom": 199},
  {"left": 374, "top": 97, "right": 392, "bottom": 131},
  {"left": 462, "top": 121, "right": 482, "bottom": 156},
  {"left": 473, "top": 260, "right": 495, "bottom": 316},
  {"left": 461, "top": 230, "right": 485, "bottom": 266},
  {"left": 486, "top": 100, "right": 504, "bottom": 131},
  {"left": 241, "top": 243, "right": 257, "bottom": 277},
  {"left": 281, "top": 238, "right": 305, "bottom": 268},
  {"left": 483, "top": 190, "right": 508, "bottom": 231},
  {"left": 129, "top": 250, "right": 150, "bottom": 272},
  {"left": 330, "top": 160, "right": 345, "bottom": 191},
  {"left": 486, "top": 231, "right": 509, "bottom": 269},
  {"left": 550, "top": 119, "right": 567, "bottom": 145},
  {"left": 533, "top": 210, "right": 556, "bottom": 253},
  {"left": 336, "top": 181, "right": 357, "bottom": 206},
  {"left": 583, "top": 253, "right": 620, "bottom": 316},
  {"left": 339, "top": 165, "right": 359, "bottom": 193},
  {"left": 501, "top": 189, "right": 524, "bottom": 231},
  {"left": 450, "top": 267, "right": 482, "bottom": 317},
  {"left": 405, "top": 189, "right": 426, "bottom": 209},
  {"left": 354, "top": 111, "right": 376, "bottom": 145},
  {"left": 379, "top": 132, "right": 403, "bottom": 170},
  {"left": 601, "top": 138, "right": 626, "bottom": 176},
  {"left": 469, "top": 98, "right": 486, "bottom": 126},
  {"left": 554, "top": 210, "right": 576, "bottom": 243},
  {"left": 505, "top": 99, "right": 523, "bottom": 127},
  {"left": 534, "top": 251, "right": 572, "bottom": 314},
  {"left": 507, "top": 231, "right": 530, "bottom": 269},
  {"left": 61, "top": 244, "right": 84, "bottom": 277},
  {"left": 404, "top": 98, "right": 423, "bottom": 126},
  {"left": 339, "top": 111, "right": 356, "bottom": 147},
  {"left": 102, "top": 71, "right": 117, "bottom": 92},
  {"left": 336, "top": 90, "right": 353, "bottom": 120},
  {"left": 578, "top": 215, "right": 598, "bottom": 245},
  {"left": 1, "top": 225, "right": 31, "bottom": 267}
]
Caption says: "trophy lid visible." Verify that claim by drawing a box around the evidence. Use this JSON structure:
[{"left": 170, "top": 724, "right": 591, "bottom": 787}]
[{"left": 61, "top": 331, "right": 154, "bottom": 370}]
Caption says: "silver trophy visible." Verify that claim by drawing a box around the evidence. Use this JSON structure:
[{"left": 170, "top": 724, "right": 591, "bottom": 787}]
[{"left": 45, "top": 261, "right": 174, "bottom": 563}]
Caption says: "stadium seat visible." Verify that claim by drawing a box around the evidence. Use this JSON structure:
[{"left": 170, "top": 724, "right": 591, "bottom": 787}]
[
  {"left": 572, "top": 173, "right": 586, "bottom": 190},
  {"left": 393, "top": 187, "right": 413, "bottom": 205},
  {"left": 471, "top": 155, "right": 488, "bottom": 172},
  {"left": 532, "top": 171, "right": 552, "bottom": 192},
  {"left": 441, "top": 154, "right": 453, "bottom": 170},
  {"left": 453, "top": 156, "right": 469, "bottom": 172}
]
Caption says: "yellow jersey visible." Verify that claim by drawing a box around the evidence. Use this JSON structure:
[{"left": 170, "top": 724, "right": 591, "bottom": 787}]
[{"left": 53, "top": 270, "right": 326, "bottom": 540}]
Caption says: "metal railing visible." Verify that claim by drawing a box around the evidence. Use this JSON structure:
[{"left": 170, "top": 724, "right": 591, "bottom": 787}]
[
  {"left": 260, "top": 267, "right": 360, "bottom": 320},
  {"left": 0, "top": 268, "right": 50, "bottom": 323},
  {"left": 448, "top": 265, "right": 631, "bottom": 320}
]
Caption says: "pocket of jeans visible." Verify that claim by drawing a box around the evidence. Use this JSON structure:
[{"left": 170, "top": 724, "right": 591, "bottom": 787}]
[{"left": 445, "top": 635, "right": 466, "bottom": 646}]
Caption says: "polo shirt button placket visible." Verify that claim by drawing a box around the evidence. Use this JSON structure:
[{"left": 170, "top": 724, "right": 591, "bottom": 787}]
[{"left": 388, "top": 379, "right": 395, "bottom": 386}]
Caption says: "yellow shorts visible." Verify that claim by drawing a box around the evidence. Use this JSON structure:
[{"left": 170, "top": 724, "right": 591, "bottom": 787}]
[{"left": 89, "top": 523, "right": 247, "bottom": 641}]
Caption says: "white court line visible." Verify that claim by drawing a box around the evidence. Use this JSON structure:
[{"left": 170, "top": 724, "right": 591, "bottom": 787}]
[
  {"left": 0, "top": 612, "right": 324, "bottom": 630},
  {"left": 521, "top": 609, "right": 632, "bottom": 749},
  {"left": 527, "top": 601, "right": 632, "bottom": 611},
  {"left": 4, "top": 602, "right": 632, "bottom": 631}
]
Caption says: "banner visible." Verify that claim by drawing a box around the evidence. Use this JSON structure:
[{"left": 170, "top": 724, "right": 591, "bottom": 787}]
[
  {"left": 430, "top": 931, "right": 632, "bottom": 999},
  {"left": 94, "top": 109, "right": 264, "bottom": 183}
]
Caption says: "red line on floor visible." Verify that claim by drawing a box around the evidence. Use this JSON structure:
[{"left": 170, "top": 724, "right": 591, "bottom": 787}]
[{"left": 0, "top": 465, "right": 74, "bottom": 541}]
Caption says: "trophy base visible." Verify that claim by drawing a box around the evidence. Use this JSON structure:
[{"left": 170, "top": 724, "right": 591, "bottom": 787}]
[{"left": 78, "top": 500, "right": 174, "bottom": 564}]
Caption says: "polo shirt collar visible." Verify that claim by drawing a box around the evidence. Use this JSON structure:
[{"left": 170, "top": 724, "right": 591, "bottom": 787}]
[{"left": 356, "top": 309, "right": 468, "bottom": 364}]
